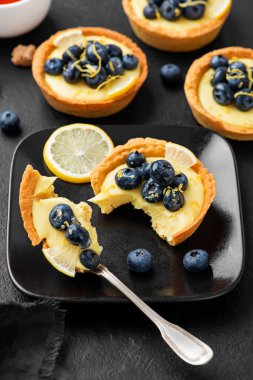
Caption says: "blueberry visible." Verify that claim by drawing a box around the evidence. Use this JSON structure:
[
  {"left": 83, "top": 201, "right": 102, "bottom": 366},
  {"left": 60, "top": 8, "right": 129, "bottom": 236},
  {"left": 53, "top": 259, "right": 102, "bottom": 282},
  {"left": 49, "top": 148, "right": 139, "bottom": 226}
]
[
  {"left": 211, "top": 67, "right": 227, "bottom": 86},
  {"left": 163, "top": 188, "right": 185, "bottom": 212},
  {"left": 63, "top": 62, "right": 81, "bottom": 84},
  {"left": 142, "top": 179, "right": 164, "bottom": 203},
  {"left": 160, "top": 63, "right": 182, "bottom": 86},
  {"left": 160, "top": 0, "right": 182, "bottom": 21},
  {"left": 210, "top": 55, "right": 228, "bottom": 70},
  {"left": 141, "top": 162, "right": 152, "bottom": 180},
  {"left": 115, "top": 168, "right": 142, "bottom": 190},
  {"left": 86, "top": 42, "right": 108, "bottom": 64},
  {"left": 126, "top": 151, "right": 146, "bottom": 168},
  {"left": 44, "top": 58, "right": 64, "bottom": 75},
  {"left": 227, "top": 70, "right": 249, "bottom": 92},
  {"left": 85, "top": 66, "right": 107, "bottom": 88},
  {"left": 234, "top": 89, "right": 253, "bottom": 111},
  {"left": 150, "top": 160, "right": 175, "bottom": 187},
  {"left": 49, "top": 204, "right": 74, "bottom": 230},
  {"left": 127, "top": 248, "right": 153, "bottom": 273},
  {"left": 80, "top": 249, "right": 101, "bottom": 270},
  {"left": 183, "top": 249, "right": 210, "bottom": 272},
  {"left": 0, "top": 111, "right": 20, "bottom": 134},
  {"left": 183, "top": 3, "right": 205, "bottom": 20},
  {"left": 105, "top": 57, "right": 124, "bottom": 76},
  {"left": 213, "top": 83, "right": 234, "bottom": 106},
  {"left": 66, "top": 224, "right": 91, "bottom": 249},
  {"left": 62, "top": 45, "right": 83, "bottom": 64},
  {"left": 229, "top": 61, "right": 247, "bottom": 73},
  {"left": 122, "top": 54, "right": 138, "bottom": 70},
  {"left": 143, "top": 4, "right": 157, "bottom": 19},
  {"left": 170, "top": 173, "right": 188, "bottom": 191},
  {"left": 105, "top": 44, "right": 123, "bottom": 59}
]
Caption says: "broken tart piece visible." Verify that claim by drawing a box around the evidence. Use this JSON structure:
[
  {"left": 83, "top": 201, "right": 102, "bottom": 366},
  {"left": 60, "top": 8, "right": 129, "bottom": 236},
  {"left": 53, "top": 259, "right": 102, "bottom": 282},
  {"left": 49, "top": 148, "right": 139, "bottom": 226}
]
[
  {"left": 89, "top": 138, "right": 215, "bottom": 246},
  {"left": 19, "top": 165, "right": 102, "bottom": 277}
]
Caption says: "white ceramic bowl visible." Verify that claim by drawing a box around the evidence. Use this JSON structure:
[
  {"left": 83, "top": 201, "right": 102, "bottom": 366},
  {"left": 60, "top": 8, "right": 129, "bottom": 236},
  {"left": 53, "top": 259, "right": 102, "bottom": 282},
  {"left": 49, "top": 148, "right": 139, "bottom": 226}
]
[{"left": 0, "top": 0, "right": 52, "bottom": 38}]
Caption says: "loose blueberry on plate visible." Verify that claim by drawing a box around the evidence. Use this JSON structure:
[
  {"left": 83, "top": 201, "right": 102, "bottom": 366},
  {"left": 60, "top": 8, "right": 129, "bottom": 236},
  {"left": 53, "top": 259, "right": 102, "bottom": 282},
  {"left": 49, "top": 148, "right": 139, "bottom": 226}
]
[
  {"left": 234, "top": 89, "right": 253, "bottom": 111},
  {"left": 122, "top": 54, "right": 138, "bottom": 70},
  {"left": 49, "top": 204, "right": 74, "bottom": 230},
  {"left": 105, "top": 57, "right": 124, "bottom": 76},
  {"left": 183, "top": 3, "right": 205, "bottom": 20},
  {"left": 160, "top": 63, "right": 182, "bottom": 86},
  {"left": 143, "top": 4, "right": 157, "bottom": 19},
  {"left": 142, "top": 179, "right": 164, "bottom": 203},
  {"left": 170, "top": 173, "right": 188, "bottom": 191},
  {"left": 150, "top": 160, "right": 175, "bottom": 187},
  {"left": 63, "top": 62, "right": 81, "bottom": 84},
  {"left": 80, "top": 249, "right": 101, "bottom": 270},
  {"left": 86, "top": 42, "right": 108, "bottom": 64},
  {"left": 0, "top": 111, "right": 20, "bottom": 135},
  {"left": 115, "top": 168, "right": 142, "bottom": 190},
  {"left": 44, "top": 58, "right": 64, "bottom": 75},
  {"left": 106, "top": 44, "right": 123, "bottom": 59},
  {"left": 211, "top": 67, "right": 227, "bottom": 86},
  {"left": 62, "top": 45, "right": 83, "bottom": 64},
  {"left": 183, "top": 249, "right": 210, "bottom": 272},
  {"left": 126, "top": 151, "right": 146, "bottom": 168},
  {"left": 160, "top": 0, "right": 182, "bottom": 21},
  {"left": 163, "top": 187, "right": 185, "bottom": 212},
  {"left": 141, "top": 162, "right": 152, "bottom": 180},
  {"left": 213, "top": 83, "right": 234, "bottom": 106},
  {"left": 210, "top": 55, "right": 228, "bottom": 69},
  {"left": 127, "top": 248, "right": 153, "bottom": 273},
  {"left": 85, "top": 67, "right": 107, "bottom": 88},
  {"left": 66, "top": 224, "right": 91, "bottom": 249}
]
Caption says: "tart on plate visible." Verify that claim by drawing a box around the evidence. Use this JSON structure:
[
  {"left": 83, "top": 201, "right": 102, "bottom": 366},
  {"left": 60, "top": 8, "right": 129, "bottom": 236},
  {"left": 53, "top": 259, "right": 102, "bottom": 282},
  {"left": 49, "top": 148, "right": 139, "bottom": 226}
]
[
  {"left": 122, "top": 0, "right": 232, "bottom": 52},
  {"left": 89, "top": 138, "right": 215, "bottom": 246},
  {"left": 185, "top": 47, "right": 253, "bottom": 140},
  {"left": 19, "top": 165, "right": 102, "bottom": 277},
  {"left": 32, "top": 27, "right": 148, "bottom": 118}
]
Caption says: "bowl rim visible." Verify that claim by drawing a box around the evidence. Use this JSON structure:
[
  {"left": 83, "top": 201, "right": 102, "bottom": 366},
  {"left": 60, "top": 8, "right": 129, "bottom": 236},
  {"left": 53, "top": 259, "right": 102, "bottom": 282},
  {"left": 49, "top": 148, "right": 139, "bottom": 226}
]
[{"left": 0, "top": 0, "right": 50, "bottom": 9}]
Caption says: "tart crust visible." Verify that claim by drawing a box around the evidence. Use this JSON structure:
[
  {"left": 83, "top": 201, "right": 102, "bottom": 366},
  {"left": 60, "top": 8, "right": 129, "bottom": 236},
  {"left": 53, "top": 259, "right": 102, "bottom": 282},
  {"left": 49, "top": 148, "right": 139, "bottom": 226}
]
[
  {"left": 185, "top": 47, "right": 253, "bottom": 140},
  {"left": 91, "top": 138, "right": 215, "bottom": 246},
  {"left": 122, "top": 0, "right": 231, "bottom": 52},
  {"left": 19, "top": 165, "right": 93, "bottom": 247},
  {"left": 32, "top": 27, "right": 148, "bottom": 118}
]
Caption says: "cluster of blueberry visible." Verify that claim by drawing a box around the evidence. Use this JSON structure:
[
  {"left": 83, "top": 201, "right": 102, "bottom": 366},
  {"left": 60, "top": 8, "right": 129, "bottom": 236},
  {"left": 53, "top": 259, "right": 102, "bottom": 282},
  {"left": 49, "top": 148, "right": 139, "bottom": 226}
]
[
  {"left": 49, "top": 203, "right": 100, "bottom": 269},
  {"left": 44, "top": 41, "right": 139, "bottom": 89},
  {"left": 211, "top": 55, "right": 253, "bottom": 111},
  {"left": 143, "top": 0, "right": 208, "bottom": 21},
  {"left": 115, "top": 151, "right": 188, "bottom": 212}
]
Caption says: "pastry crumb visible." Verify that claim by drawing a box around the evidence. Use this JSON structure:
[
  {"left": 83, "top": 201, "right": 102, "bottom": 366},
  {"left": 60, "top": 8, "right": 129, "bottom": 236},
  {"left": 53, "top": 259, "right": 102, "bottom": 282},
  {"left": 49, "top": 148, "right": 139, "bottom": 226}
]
[{"left": 11, "top": 44, "right": 36, "bottom": 67}]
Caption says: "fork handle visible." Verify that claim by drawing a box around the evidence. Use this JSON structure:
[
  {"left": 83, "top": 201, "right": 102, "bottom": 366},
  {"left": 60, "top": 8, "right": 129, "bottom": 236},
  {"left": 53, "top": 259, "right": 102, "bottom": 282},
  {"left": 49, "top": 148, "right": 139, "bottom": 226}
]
[{"left": 94, "top": 265, "right": 213, "bottom": 366}]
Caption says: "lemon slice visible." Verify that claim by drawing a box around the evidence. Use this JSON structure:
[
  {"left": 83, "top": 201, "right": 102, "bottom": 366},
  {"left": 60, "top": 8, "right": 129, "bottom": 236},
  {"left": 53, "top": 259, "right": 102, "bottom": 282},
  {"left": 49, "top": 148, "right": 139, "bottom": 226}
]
[
  {"left": 43, "top": 245, "right": 81, "bottom": 277},
  {"left": 43, "top": 124, "right": 114, "bottom": 183},
  {"left": 205, "top": 0, "right": 232, "bottom": 19},
  {"left": 53, "top": 30, "right": 84, "bottom": 50},
  {"left": 165, "top": 142, "right": 198, "bottom": 172}
]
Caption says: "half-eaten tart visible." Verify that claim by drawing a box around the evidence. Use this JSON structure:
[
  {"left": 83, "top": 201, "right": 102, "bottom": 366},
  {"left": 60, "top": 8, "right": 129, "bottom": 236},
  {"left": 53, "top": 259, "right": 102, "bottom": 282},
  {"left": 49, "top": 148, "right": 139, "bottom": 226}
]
[
  {"left": 122, "top": 0, "right": 232, "bottom": 52},
  {"left": 19, "top": 165, "right": 102, "bottom": 277},
  {"left": 89, "top": 138, "right": 215, "bottom": 246},
  {"left": 185, "top": 47, "right": 253, "bottom": 140},
  {"left": 32, "top": 27, "right": 148, "bottom": 117}
]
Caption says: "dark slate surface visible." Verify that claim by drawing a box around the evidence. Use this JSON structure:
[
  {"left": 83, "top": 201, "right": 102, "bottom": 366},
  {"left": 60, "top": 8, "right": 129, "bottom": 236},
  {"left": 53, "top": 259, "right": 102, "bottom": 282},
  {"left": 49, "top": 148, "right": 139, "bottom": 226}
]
[{"left": 0, "top": 0, "right": 253, "bottom": 379}]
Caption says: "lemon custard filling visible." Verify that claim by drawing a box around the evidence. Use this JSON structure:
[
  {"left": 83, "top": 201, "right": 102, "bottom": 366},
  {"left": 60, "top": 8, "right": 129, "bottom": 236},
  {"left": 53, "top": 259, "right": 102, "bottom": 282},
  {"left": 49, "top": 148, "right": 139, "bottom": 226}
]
[
  {"left": 132, "top": 0, "right": 227, "bottom": 30},
  {"left": 90, "top": 157, "right": 205, "bottom": 243},
  {"left": 199, "top": 58, "right": 253, "bottom": 127},
  {"left": 44, "top": 33, "right": 141, "bottom": 102}
]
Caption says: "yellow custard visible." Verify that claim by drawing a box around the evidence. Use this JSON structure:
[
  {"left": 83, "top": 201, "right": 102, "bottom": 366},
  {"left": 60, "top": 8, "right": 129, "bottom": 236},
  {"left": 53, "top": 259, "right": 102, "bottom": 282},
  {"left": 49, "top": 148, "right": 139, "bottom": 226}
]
[
  {"left": 131, "top": 0, "right": 223, "bottom": 31},
  {"left": 45, "top": 35, "right": 141, "bottom": 102},
  {"left": 199, "top": 58, "right": 253, "bottom": 128},
  {"left": 89, "top": 157, "right": 205, "bottom": 244}
]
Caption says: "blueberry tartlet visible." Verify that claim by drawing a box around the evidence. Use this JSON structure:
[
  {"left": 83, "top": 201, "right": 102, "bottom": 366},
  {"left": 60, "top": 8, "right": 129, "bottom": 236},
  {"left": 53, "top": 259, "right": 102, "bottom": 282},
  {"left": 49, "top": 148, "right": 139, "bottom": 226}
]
[
  {"left": 185, "top": 47, "right": 253, "bottom": 140},
  {"left": 19, "top": 165, "right": 102, "bottom": 277},
  {"left": 89, "top": 138, "right": 215, "bottom": 246},
  {"left": 32, "top": 27, "right": 148, "bottom": 117},
  {"left": 122, "top": 0, "right": 232, "bottom": 52}
]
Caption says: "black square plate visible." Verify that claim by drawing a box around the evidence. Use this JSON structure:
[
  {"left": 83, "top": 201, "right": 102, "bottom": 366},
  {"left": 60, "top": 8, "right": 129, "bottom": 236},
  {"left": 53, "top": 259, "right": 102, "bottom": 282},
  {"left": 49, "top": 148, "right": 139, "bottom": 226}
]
[{"left": 7, "top": 125, "right": 244, "bottom": 302}]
